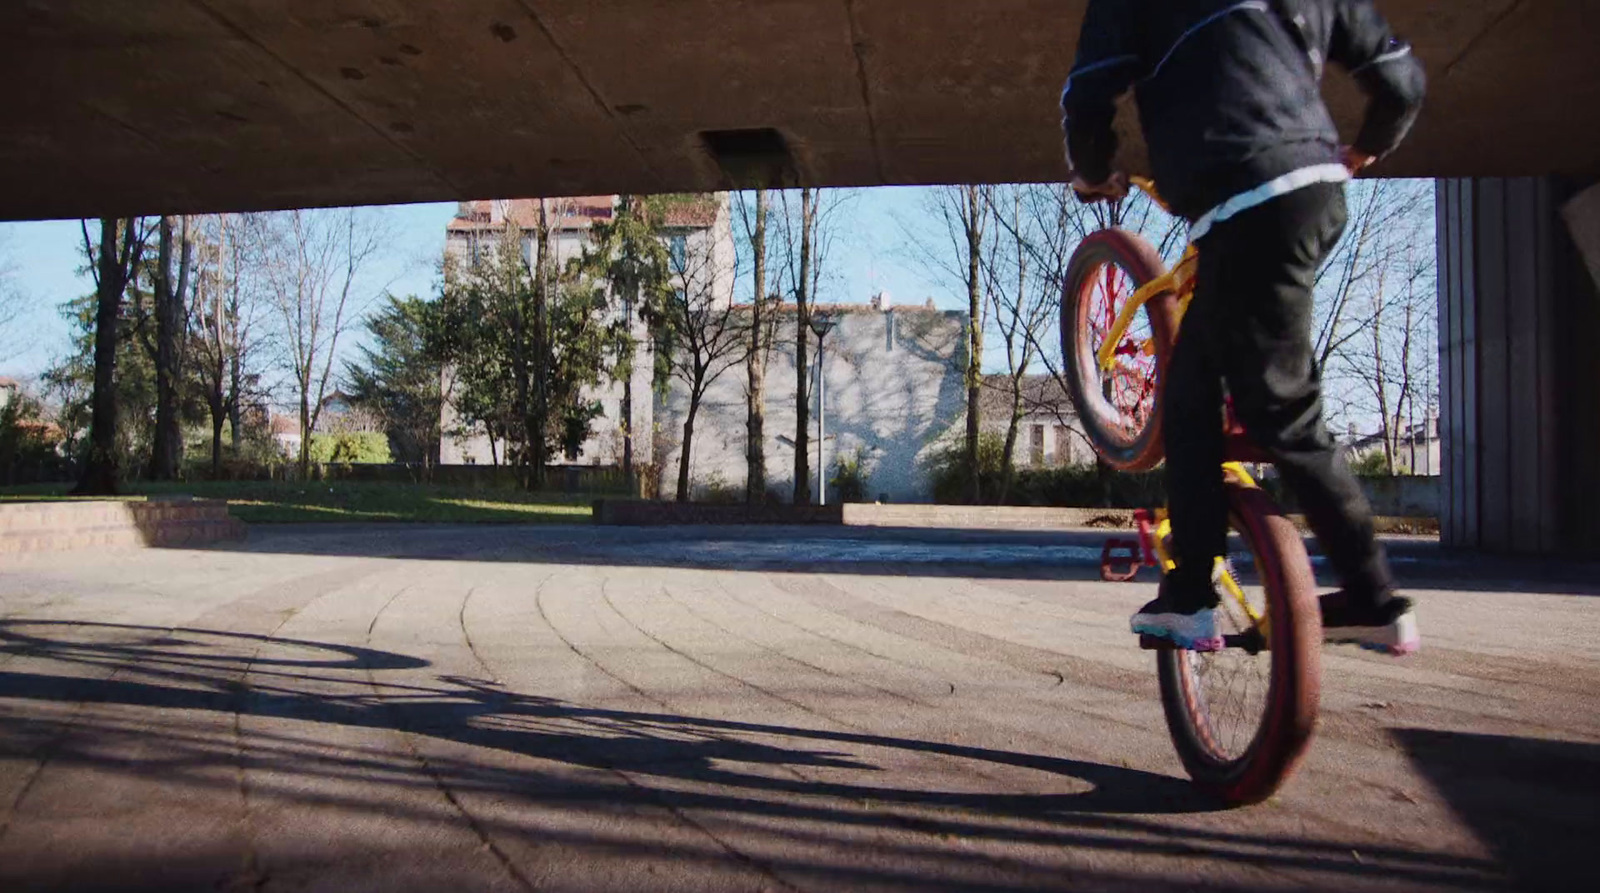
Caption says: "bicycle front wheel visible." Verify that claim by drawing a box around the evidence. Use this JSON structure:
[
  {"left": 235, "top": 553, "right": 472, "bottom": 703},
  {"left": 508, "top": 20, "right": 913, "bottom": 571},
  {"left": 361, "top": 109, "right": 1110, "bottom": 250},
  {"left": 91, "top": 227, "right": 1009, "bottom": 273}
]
[
  {"left": 1156, "top": 481, "right": 1321, "bottom": 805},
  {"left": 1061, "top": 230, "right": 1178, "bottom": 472}
]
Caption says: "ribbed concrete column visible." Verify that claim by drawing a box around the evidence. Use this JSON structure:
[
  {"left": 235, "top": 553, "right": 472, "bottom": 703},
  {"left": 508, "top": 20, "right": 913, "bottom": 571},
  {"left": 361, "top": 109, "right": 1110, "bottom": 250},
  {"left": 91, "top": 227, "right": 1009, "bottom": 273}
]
[{"left": 1436, "top": 178, "right": 1600, "bottom": 555}]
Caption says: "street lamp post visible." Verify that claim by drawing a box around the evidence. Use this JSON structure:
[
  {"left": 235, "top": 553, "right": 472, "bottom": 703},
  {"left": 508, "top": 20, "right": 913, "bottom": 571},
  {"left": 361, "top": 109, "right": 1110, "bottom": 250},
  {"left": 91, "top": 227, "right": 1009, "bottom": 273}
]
[{"left": 808, "top": 312, "right": 839, "bottom": 506}]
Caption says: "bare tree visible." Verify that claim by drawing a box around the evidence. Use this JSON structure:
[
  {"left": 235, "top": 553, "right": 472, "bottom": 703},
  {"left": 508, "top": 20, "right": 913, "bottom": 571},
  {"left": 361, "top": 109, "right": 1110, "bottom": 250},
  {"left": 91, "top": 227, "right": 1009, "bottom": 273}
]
[
  {"left": 900, "top": 186, "right": 994, "bottom": 501},
  {"left": 0, "top": 231, "right": 23, "bottom": 366},
  {"left": 72, "top": 217, "right": 153, "bottom": 496},
  {"left": 1316, "top": 179, "right": 1437, "bottom": 461},
  {"left": 651, "top": 223, "right": 746, "bottom": 502},
  {"left": 258, "top": 208, "right": 388, "bottom": 477},
  {"left": 189, "top": 215, "right": 266, "bottom": 477},
  {"left": 981, "top": 186, "right": 1056, "bottom": 501},
  {"left": 991, "top": 182, "right": 1181, "bottom": 473}
]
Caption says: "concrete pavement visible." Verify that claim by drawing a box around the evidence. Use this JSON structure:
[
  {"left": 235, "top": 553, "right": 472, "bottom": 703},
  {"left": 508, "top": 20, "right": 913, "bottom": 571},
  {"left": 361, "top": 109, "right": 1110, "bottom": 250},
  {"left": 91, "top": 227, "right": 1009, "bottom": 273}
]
[{"left": 1, "top": 523, "right": 1596, "bottom": 891}]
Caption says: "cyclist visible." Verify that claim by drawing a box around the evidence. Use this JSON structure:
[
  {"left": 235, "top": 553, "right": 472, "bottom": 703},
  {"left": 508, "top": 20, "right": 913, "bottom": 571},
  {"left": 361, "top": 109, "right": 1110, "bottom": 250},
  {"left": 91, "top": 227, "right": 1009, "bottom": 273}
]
[{"left": 1061, "top": 1, "right": 1426, "bottom": 654}]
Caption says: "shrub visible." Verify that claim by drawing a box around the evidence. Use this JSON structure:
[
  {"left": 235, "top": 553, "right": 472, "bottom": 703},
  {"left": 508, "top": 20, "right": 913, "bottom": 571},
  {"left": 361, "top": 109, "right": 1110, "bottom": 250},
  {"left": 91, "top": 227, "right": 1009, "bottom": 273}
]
[
  {"left": 830, "top": 450, "right": 870, "bottom": 503},
  {"left": 695, "top": 471, "right": 743, "bottom": 505},
  {"left": 923, "top": 431, "right": 1008, "bottom": 504},
  {"left": 1349, "top": 449, "right": 1392, "bottom": 478},
  {"left": 0, "top": 396, "right": 71, "bottom": 485},
  {"left": 308, "top": 432, "right": 392, "bottom": 465},
  {"left": 923, "top": 429, "right": 1167, "bottom": 508}
]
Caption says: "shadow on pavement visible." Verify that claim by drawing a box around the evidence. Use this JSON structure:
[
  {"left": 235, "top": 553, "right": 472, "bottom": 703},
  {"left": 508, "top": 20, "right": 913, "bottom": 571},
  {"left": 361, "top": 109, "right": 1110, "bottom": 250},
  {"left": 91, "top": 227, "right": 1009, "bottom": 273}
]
[
  {"left": 1394, "top": 728, "right": 1600, "bottom": 893},
  {"left": 0, "top": 620, "right": 1503, "bottom": 891}
]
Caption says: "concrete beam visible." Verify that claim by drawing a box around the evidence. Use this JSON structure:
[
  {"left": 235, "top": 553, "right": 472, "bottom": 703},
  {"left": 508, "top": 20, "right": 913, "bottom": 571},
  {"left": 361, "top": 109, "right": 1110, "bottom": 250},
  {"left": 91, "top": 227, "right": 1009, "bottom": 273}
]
[{"left": 2, "top": 1, "right": 1596, "bottom": 219}]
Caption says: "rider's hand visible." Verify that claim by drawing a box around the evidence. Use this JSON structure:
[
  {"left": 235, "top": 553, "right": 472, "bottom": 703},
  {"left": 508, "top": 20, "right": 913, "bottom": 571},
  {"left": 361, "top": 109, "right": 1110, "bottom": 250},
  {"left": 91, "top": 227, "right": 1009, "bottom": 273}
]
[
  {"left": 1341, "top": 146, "right": 1377, "bottom": 176},
  {"left": 1070, "top": 170, "right": 1129, "bottom": 204}
]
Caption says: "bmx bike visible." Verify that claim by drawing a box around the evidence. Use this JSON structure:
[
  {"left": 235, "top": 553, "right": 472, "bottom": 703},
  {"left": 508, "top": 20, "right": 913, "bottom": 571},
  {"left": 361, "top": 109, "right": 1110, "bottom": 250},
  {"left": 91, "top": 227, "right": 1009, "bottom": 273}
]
[{"left": 1064, "top": 177, "right": 1320, "bottom": 806}]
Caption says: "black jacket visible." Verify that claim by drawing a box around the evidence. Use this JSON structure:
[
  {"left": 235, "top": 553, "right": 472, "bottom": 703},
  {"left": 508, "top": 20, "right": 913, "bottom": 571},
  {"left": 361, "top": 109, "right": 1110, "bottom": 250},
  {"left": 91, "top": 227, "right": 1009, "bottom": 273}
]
[{"left": 1062, "top": 0, "right": 1426, "bottom": 221}]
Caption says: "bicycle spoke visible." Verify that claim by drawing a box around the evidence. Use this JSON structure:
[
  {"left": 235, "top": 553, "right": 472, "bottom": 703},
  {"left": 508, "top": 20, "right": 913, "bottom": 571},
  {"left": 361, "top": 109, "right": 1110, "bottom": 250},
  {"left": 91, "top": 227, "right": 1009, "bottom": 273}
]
[{"left": 1184, "top": 546, "right": 1273, "bottom": 763}]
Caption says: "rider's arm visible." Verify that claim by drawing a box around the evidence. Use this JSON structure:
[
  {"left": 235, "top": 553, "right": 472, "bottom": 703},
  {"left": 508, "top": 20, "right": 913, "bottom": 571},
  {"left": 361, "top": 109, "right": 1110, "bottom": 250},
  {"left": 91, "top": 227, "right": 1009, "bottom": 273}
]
[
  {"left": 1330, "top": 0, "right": 1426, "bottom": 161},
  {"left": 1060, "top": 0, "right": 1144, "bottom": 187}
]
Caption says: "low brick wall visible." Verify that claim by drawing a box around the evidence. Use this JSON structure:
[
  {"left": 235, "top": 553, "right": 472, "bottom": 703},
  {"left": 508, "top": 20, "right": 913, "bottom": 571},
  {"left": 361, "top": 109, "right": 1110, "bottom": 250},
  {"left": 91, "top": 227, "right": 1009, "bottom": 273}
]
[
  {"left": 0, "top": 499, "right": 246, "bottom": 555},
  {"left": 593, "top": 500, "right": 844, "bottom": 526},
  {"left": 841, "top": 504, "right": 1133, "bottom": 530}
]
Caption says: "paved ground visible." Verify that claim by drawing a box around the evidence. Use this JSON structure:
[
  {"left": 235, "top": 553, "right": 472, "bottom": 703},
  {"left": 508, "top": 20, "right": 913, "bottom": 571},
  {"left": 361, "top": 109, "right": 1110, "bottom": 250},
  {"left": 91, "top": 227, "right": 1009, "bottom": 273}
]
[{"left": 1, "top": 524, "right": 1596, "bottom": 892}]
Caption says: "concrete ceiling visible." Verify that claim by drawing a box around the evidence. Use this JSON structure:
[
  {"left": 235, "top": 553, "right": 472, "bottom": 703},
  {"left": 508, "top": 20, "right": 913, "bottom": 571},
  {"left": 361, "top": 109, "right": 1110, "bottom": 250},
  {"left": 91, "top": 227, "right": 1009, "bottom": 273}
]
[{"left": 2, "top": 1, "right": 1595, "bottom": 221}]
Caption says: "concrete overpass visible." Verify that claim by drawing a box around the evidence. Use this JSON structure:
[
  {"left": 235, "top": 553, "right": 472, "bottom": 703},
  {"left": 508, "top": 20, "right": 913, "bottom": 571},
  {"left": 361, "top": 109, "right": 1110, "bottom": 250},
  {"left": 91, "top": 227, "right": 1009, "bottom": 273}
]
[{"left": 2, "top": 1, "right": 1596, "bottom": 553}]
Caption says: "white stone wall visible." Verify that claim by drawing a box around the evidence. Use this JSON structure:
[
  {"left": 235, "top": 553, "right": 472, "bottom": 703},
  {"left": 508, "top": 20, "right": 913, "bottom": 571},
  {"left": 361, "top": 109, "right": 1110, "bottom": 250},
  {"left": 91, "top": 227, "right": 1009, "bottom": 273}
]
[{"left": 652, "top": 307, "right": 968, "bottom": 503}]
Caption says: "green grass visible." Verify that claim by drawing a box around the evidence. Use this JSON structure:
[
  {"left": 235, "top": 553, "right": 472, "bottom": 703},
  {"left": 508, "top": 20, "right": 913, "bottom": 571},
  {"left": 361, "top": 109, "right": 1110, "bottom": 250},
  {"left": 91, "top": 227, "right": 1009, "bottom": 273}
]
[{"left": 0, "top": 481, "right": 595, "bottom": 524}]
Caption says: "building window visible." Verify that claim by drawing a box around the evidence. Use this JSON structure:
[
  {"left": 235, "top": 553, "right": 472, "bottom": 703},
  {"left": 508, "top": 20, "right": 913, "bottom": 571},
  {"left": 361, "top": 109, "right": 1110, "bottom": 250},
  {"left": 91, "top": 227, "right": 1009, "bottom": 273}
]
[
  {"left": 668, "top": 234, "right": 688, "bottom": 273},
  {"left": 1030, "top": 424, "right": 1046, "bottom": 467}
]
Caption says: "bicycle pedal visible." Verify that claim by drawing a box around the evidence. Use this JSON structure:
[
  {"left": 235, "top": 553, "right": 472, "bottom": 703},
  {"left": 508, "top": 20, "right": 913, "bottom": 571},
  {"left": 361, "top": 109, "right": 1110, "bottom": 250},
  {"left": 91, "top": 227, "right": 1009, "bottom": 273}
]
[
  {"left": 1139, "top": 634, "right": 1177, "bottom": 651},
  {"left": 1100, "top": 539, "right": 1142, "bottom": 582}
]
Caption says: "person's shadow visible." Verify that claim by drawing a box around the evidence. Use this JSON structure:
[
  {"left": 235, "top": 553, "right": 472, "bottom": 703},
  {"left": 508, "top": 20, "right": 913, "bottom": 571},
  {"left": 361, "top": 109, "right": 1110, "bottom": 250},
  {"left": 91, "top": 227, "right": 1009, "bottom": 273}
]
[{"left": 0, "top": 619, "right": 1504, "bottom": 890}]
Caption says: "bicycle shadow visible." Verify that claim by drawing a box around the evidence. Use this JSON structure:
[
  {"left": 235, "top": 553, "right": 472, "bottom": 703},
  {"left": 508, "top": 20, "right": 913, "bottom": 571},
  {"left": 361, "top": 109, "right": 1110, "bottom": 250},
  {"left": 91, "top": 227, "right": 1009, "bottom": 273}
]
[{"left": 0, "top": 620, "right": 1503, "bottom": 890}]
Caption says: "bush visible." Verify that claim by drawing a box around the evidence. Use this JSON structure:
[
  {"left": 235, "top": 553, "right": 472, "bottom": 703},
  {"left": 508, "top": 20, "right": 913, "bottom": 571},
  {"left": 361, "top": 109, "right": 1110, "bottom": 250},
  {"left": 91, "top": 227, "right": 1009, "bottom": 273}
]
[
  {"left": 830, "top": 450, "right": 870, "bottom": 503},
  {"left": 923, "top": 430, "right": 1166, "bottom": 508},
  {"left": 0, "top": 396, "right": 72, "bottom": 485},
  {"left": 308, "top": 432, "right": 392, "bottom": 465},
  {"left": 694, "top": 472, "right": 743, "bottom": 505},
  {"left": 1349, "top": 449, "right": 1392, "bottom": 477},
  {"left": 924, "top": 431, "right": 1008, "bottom": 504}
]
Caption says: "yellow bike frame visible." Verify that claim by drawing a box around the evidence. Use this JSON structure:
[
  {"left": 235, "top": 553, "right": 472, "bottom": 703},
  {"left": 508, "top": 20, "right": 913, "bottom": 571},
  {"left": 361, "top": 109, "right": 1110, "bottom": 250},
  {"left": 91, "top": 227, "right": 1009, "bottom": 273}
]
[
  {"left": 1146, "top": 463, "right": 1269, "bottom": 633},
  {"left": 1091, "top": 176, "right": 1267, "bottom": 635},
  {"left": 1093, "top": 177, "right": 1199, "bottom": 374}
]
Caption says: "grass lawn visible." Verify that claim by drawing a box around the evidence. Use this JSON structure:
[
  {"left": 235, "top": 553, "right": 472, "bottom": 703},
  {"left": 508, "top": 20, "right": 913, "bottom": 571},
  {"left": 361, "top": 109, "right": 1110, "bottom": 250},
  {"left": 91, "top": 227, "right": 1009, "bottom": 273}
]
[{"left": 0, "top": 481, "right": 596, "bottom": 524}]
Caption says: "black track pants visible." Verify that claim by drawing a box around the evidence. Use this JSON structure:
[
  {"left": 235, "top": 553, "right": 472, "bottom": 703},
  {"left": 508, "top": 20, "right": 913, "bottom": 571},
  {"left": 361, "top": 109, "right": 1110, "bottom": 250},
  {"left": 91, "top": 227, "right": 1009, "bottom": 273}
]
[{"left": 1163, "top": 183, "right": 1393, "bottom": 606}]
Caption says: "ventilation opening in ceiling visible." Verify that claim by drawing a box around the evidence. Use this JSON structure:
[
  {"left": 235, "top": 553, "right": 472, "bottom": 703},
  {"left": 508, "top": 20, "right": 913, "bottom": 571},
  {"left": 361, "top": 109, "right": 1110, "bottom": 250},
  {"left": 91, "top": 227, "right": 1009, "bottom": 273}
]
[{"left": 700, "top": 128, "right": 798, "bottom": 189}]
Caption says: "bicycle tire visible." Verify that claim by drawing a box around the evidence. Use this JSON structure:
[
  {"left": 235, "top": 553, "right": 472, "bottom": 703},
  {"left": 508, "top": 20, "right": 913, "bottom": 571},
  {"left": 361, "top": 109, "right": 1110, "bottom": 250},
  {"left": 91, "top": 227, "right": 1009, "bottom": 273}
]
[
  {"left": 1061, "top": 230, "right": 1178, "bottom": 472},
  {"left": 1156, "top": 481, "right": 1321, "bottom": 806}
]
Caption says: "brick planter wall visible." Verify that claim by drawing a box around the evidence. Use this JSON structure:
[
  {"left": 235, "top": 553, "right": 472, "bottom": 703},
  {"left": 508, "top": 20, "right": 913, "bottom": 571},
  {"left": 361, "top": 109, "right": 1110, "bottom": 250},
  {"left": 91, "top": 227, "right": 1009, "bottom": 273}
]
[
  {"left": 0, "top": 499, "right": 246, "bottom": 555},
  {"left": 593, "top": 500, "right": 844, "bottom": 526}
]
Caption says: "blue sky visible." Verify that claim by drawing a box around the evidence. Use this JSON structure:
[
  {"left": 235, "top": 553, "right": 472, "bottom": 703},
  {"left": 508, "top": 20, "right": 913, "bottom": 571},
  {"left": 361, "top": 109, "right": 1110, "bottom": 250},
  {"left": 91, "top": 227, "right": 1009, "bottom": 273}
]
[{"left": 0, "top": 188, "right": 956, "bottom": 382}]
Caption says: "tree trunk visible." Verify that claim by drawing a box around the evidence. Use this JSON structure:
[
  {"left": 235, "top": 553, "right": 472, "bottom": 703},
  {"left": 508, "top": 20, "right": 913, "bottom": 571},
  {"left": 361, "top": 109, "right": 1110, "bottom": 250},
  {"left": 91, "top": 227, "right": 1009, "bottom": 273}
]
[
  {"left": 73, "top": 218, "right": 129, "bottom": 496},
  {"left": 298, "top": 385, "right": 312, "bottom": 479},
  {"left": 964, "top": 186, "right": 985, "bottom": 505},
  {"left": 1371, "top": 286, "right": 1393, "bottom": 476},
  {"left": 210, "top": 411, "right": 226, "bottom": 479},
  {"left": 529, "top": 201, "right": 553, "bottom": 491},
  {"left": 999, "top": 384, "right": 1023, "bottom": 505},
  {"left": 228, "top": 351, "right": 243, "bottom": 451},
  {"left": 677, "top": 398, "right": 698, "bottom": 503},
  {"left": 746, "top": 189, "right": 769, "bottom": 506},
  {"left": 151, "top": 216, "right": 191, "bottom": 481},
  {"left": 793, "top": 189, "right": 814, "bottom": 506}
]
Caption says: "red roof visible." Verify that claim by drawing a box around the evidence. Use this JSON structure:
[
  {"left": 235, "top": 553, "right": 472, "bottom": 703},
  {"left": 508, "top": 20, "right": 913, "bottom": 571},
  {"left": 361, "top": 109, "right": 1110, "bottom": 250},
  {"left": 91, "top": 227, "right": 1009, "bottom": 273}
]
[{"left": 447, "top": 197, "right": 617, "bottom": 233}]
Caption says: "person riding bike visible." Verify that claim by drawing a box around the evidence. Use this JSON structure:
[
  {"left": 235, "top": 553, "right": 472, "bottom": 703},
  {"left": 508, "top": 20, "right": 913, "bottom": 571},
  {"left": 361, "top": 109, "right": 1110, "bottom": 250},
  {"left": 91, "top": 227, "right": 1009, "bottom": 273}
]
[{"left": 1061, "top": 0, "right": 1426, "bottom": 654}]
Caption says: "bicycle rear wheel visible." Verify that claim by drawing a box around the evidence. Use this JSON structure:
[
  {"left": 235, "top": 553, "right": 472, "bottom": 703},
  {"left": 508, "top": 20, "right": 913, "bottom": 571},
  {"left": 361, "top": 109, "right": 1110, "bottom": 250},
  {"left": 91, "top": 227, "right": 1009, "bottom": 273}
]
[
  {"left": 1061, "top": 230, "right": 1178, "bottom": 472},
  {"left": 1156, "top": 480, "right": 1321, "bottom": 805}
]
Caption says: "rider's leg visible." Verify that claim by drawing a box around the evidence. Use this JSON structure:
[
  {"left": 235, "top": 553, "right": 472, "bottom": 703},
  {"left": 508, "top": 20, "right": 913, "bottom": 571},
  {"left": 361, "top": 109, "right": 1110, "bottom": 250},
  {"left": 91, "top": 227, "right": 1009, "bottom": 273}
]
[
  {"left": 1199, "top": 184, "right": 1409, "bottom": 643},
  {"left": 1163, "top": 262, "right": 1228, "bottom": 604},
  {"left": 1131, "top": 263, "right": 1228, "bottom": 650}
]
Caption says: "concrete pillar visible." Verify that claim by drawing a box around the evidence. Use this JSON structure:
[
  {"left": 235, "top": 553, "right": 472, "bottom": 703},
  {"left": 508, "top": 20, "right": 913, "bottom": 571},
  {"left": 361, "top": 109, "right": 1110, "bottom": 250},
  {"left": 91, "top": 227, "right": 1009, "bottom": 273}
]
[{"left": 1437, "top": 178, "right": 1600, "bottom": 555}]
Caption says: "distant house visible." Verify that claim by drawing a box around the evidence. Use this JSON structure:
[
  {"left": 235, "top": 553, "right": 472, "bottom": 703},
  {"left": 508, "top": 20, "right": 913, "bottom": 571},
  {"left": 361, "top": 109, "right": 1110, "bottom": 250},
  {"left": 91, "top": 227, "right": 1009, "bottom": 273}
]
[
  {"left": 653, "top": 301, "right": 969, "bottom": 504},
  {"left": 269, "top": 414, "right": 301, "bottom": 458},
  {"left": 312, "top": 391, "right": 379, "bottom": 435},
  {"left": 1346, "top": 415, "right": 1441, "bottom": 476},
  {"left": 0, "top": 376, "right": 18, "bottom": 411},
  {"left": 979, "top": 374, "right": 1095, "bottom": 469}
]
